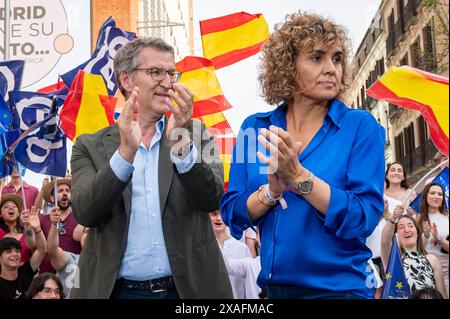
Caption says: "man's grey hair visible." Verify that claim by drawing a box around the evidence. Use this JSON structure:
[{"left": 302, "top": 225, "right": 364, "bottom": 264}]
[{"left": 113, "top": 37, "right": 174, "bottom": 97}]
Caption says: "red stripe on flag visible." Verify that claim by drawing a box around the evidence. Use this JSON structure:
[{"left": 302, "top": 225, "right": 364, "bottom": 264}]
[
  {"left": 367, "top": 81, "right": 448, "bottom": 155},
  {"left": 404, "top": 66, "right": 449, "bottom": 86},
  {"left": 37, "top": 81, "right": 65, "bottom": 93},
  {"left": 206, "top": 120, "right": 233, "bottom": 135},
  {"left": 214, "top": 136, "right": 236, "bottom": 154},
  {"left": 192, "top": 95, "right": 233, "bottom": 117},
  {"left": 211, "top": 40, "right": 267, "bottom": 69},
  {"left": 200, "top": 12, "right": 261, "bottom": 35},
  {"left": 224, "top": 181, "right": 229, "bottom": 193},
  {"left": 60, "top": 71, "right": 85, "bottom": 140},
  {"left": 99, "top": 95, "right": 118, "bottom": 125},
  {"left": 176, "top": 56, "right": 214, "bottom": 73}
]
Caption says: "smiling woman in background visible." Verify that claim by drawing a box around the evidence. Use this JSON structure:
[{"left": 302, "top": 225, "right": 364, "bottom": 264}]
[{"left": 221, "top": 11, "right": 386, "bottom": 299}]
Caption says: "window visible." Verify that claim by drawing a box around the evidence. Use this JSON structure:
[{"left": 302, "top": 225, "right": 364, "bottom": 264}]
[
  {"left": 423, "top": 23, "right": 436, "bottom": 71},
  {"left": 410, "top": 38, "right": 421, "bottom": 67},
  {"left": 388, "top": 9, "right": 395, "bottom": 34},
  {"left": 395, "top": 132, "right": 405, "bottom": 161}
]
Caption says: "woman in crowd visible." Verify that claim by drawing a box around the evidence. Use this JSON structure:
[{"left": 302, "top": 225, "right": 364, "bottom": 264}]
[
  {"left": 221, "top": 11, "right": 385, "bottom": 299},
  {"left": 384, "top": 162, "right": 416, "bottom": 214},
  {"left": 0, "top": 194, "right": 35, "bottom": 263},
  {"left": 418, "top": 182, "right": 449, "bottom": 295},
  {"left": 381, "top": 209, "right": 447, "bottom": 298}
]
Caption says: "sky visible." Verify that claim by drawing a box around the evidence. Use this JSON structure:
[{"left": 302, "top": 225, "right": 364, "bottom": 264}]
[{"left": 23, "top": 0, "right": 382, "bottom": 189}]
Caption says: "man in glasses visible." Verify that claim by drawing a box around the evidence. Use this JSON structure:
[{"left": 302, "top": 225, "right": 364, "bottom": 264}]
[
  {"left": 38, "top": 178, "right": 82, "bottom": 274},
  {"left": 70, "top": 37, "right": 231, "bottom": 299}
]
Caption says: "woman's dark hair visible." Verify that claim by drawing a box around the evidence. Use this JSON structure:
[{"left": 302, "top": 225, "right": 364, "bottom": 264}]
[
  {"left": 0, "top": 201, "right": 24, "bottom": 234},
  {"left": 385, "top": 162, "right": 409, "bottom": 189},
  {"left": 418, "top": 182, "right": 448, "bottom": 232},
  {"left": 412, "top": 287, "right": 443, "bottom": 299},
  {"left": 25, "top": 273, "right": 66, "bottom": 299},
  {"left": 395, "top": 215, "right": 426, "bottom": 255}
]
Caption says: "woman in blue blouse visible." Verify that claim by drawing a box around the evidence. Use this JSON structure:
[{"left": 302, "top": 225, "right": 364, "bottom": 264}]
[{"left": 220, "top": 11, "right": 386, "bottom": 299}]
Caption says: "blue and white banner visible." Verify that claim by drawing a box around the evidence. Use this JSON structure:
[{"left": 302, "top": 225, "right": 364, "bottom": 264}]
[
  {"left": 61, "top": 17, "right": 136, "bottom": 96},
  {"left": 8, "top": 91, "right": 67, "bottom": 177},
  {"left": 0, "top": 60, "right": 25, "bottom": 105}
]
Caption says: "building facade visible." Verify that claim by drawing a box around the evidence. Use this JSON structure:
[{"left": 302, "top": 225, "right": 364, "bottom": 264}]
[
  {"left": 348, "top": 0, "right": 448, "bottom": 185},
  {"left": 91, "top": 0, "right": 193, "bottom": 61}
]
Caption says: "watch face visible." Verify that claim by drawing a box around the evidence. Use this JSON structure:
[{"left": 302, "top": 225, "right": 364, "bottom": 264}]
[{"left": 299, "top": 180, "right": 313, "bottom": 194}]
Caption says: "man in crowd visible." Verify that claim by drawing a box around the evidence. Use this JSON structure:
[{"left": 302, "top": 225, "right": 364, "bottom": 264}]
[
  {"left": 69, "top": 37, "right": 231, "bottom": 299},
  {"left": 2, "top": 169, "right": 39, "bottom": 211},
  {"left": 39, "top": 178, "right": 81, "bottom": 273}
]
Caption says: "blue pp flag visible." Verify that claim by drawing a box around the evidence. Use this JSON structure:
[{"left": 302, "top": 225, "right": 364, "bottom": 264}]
[
  {"left": 8, "top": 91, "right": 67, "bottom": 177},
  {"left": 0, "top": 60, "right": 25, "bottom": 105},
  {"left": 381, "top": 235, "right": 412, "bottom": 299},
  {"left": 8, "top": 91, "right": 64, "bottom": 132},
  {"left": 410, "top": 167, "right": 449, "bottom": 213},
  {"left": 61, "top": 17, "right": 136, "bottom": 96}
]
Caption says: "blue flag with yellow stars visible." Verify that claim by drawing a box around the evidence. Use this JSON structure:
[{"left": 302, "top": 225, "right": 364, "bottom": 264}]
[{"left": 381, "top": 235, "right": 412, "bottom": 299}]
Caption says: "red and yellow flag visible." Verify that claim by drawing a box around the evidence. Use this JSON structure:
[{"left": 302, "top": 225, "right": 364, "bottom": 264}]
[
  {"left": 176, "top": 56, "right": 232, "bottom": 117},
  {"left": 200, "top": 12, "right": 269, "bottom": 69},
  {"left": 60, "top": 70, "right": 117, "bottom": 141},
  {"left": 366, "top": 66, "right": 449, "bottom": 156}
]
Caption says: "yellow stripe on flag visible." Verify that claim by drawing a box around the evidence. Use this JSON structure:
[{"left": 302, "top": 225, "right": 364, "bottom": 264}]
[
  {"left": 220, "top": 153, "right": 232, "bottom": 183},
  {"left": 180, "top": 66, "right": 223, "bottom": 101},
  {"left": 202, "top": 16, "right": 269, "bottom": 60},
  {"left": 75, "top": 73, "right": 111, "bottom": 139},
  {"left": 380, "top": 67, "right": 449, "bottom": 136},
  {"left": 200, "top": 113, "right": 226, "bottom": 127}
]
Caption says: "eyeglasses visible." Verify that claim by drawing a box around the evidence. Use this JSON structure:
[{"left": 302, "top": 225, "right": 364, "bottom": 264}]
[
  {"left": 58, "top": 220, "right": 66, "bottom": 236},
  {"left": 42, "top": 287, "right": 61, "bottom": 296},
  {"left": 133, "top": 67, "right": 181, "bottom": 83}
]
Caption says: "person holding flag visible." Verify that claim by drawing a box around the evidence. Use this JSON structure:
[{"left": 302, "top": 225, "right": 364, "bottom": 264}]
[{"left": 381, "top": 210, "right": 447, "bottom": 298}]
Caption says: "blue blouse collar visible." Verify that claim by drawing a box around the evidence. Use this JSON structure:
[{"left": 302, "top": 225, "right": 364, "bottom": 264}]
[{"left": 256, "top": 98, "right": 348, "bottom": 129}]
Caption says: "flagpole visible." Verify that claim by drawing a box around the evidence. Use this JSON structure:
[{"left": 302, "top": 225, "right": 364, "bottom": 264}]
[
  {"left": 20, "top": 175, "right": 27, "bottom": 210},
  {"left": 3, "top": 0, "right": 10, "bottom": 60},
  {"left": 54, "top": 177, "right": 58, "bottom": 208},
  {"left": 402, "top": 159, "right": 449, "bottom": 206}
]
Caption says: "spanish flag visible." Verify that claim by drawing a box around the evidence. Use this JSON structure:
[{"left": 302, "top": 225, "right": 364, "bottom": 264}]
[
  {"left": 60, "top": 70, "right": 117, "bottom": 141},
  {"left": 200, "top": 112, "right": 233, "bottom": 135},
  {"left": 200, "top": 12, "right": 269, "bottom": 69},
  {"left": 176, "top": 56, "right": 232, "bottom": 117},
  {"left": 367, "top": 66, "right": 449, "bottom": 156}
]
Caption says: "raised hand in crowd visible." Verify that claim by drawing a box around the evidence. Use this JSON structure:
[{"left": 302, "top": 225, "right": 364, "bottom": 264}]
[{"left": 22, "top": 206, "right": 47, "bottom": 272}]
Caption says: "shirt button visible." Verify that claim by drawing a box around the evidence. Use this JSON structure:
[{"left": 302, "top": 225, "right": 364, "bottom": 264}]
[
  {"left": 152, "top": 214, "right": 156, "bottom": 217},
  {"left": 268, "top": 272, "right": 272, "bottom": 279},
  {"left": 155, "top": 241, "right": 159, "bottom": 245}
]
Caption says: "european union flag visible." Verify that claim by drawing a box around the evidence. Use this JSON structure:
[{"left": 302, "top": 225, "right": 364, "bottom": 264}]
[
  {"left": 61, "top": 16, "right": 136, "bottom": 96},
  {"left": 381, "top": 235, "right": 412, "bottom": 299},
  {"left": 410, "top": 167, "right": 449, "bottom": 213},
  {"left": 0, "top": 98, "right": 11, "bottom": 134}
]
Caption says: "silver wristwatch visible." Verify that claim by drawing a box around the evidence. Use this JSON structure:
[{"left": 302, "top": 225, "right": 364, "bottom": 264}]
[{"left": 297, "top": 171, "right": 314, "bottom": 195}]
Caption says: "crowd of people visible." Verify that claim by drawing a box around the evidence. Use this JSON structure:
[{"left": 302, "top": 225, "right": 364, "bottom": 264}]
[{"left": 0, "top": 10, "right": 448, "bottom": 299}]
